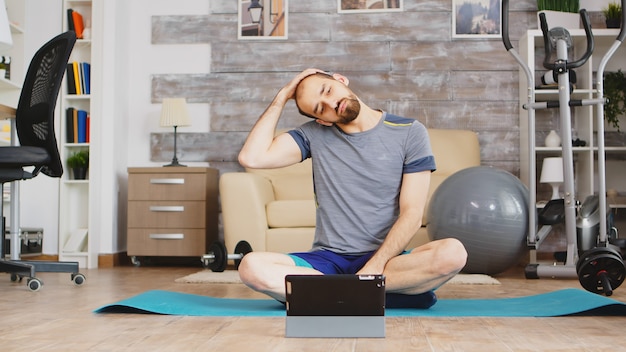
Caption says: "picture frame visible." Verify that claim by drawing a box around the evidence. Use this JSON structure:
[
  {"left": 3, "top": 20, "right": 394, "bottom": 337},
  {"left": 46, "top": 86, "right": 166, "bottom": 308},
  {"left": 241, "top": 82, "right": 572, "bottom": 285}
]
[
  {"left": 338, "top": 0, "right": 403, "bottom": 14},
  {"left": 452, "top": 0, "right": 502, "bottom": 39},
  {"left": 238, "top": 0, "right": 288, "bottom": 40}
]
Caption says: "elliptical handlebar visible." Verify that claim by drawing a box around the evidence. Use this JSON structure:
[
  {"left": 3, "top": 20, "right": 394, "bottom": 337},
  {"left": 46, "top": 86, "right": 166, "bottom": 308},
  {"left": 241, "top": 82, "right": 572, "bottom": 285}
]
[
  {"left": 503, "top": 0, "right": 626, "bottom": 50},
  {"left": 540, "top": 9, "right": 594, "bottom": 70},
  {"left": 617, "top": 0, "right": 626, "bottom": 42},
  {"left": 501, "top": 0, "right": 512, "bottom": 51}
]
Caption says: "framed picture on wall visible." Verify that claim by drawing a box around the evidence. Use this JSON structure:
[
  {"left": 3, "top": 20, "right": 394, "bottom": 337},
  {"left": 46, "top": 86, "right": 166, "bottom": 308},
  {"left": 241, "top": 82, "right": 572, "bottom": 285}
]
[
  {"left": 452, "top": 0, "right": 502, "bottom": 39},
  {"left": 338, "top": 0, "right": 403, "bottom": 13},
  {"left": 238, "top": 0, "right": 288, "bottom": 40}
]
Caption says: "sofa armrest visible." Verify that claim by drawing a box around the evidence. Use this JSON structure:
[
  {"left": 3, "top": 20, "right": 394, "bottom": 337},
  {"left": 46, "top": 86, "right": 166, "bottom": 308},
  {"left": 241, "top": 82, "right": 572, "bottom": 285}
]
[{"left": 220, "top": 172, "right": 275, "bottom": 253}]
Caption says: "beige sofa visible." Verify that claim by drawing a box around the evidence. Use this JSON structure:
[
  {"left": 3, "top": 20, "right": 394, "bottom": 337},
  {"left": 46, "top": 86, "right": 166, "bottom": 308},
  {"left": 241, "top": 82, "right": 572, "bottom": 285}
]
[{"left": 220, "top": 129, "right": 481, "bottom": 254}]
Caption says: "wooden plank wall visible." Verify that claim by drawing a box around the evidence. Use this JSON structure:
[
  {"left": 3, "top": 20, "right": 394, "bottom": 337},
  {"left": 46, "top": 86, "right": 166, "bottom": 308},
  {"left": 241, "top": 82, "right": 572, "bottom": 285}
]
[{"left": 149, "top": 0, "right": 604, "bottom": 178}]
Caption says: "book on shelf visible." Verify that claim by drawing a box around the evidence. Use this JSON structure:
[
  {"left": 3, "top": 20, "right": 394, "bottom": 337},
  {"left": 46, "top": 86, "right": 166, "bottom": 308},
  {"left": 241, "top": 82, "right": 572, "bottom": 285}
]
[
  {"left": 66, "top": 61, "right": 90, "bottom": 95},
  {"left": 81, "top": 62, "right": 90, "bottom": 94},
  {"left": 65, "top": 107, "right": 90, "bottom": 144},
  {"left": 72, "top": 62, "right": 80, "bottom": 94},
  {"left": 77, "top": 109, "right": 88, "bottom": 143},
  {"left": 67, "top": 8, "right": 85, "bottom": 39},
  {"left": 67, "top": 9, "right": 74, "bottom": 32},
  {"left": 66, "top": 63, "right": 76, "bottom": 94}
]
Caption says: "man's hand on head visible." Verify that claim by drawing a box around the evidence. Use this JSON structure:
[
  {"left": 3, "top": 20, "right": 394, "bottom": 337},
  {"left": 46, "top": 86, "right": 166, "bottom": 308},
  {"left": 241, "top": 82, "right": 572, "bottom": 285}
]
[{"left": 280, "top": 68, "right": 325, "bottom": 101}]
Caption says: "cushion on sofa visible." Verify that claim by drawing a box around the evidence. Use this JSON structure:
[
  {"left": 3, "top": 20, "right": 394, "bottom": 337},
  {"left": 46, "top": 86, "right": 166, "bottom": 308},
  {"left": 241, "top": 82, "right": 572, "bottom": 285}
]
[
  {"left": 247, "top": 158, "right": 314, "bottom": 200},
  {"left": 423, "top": 129, "right": 481, "bottom": 224},
  {"left": 266, "top": 200, "right": 316, "bottom": 228},
  {"left": 266, "top": 228, "right": 315, "bottom": 253}
]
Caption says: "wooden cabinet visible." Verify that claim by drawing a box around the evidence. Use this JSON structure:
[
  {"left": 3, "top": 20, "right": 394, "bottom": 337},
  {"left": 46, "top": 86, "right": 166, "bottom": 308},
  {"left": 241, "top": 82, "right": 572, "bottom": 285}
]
[{"left": 127, "top": 167, "right": 218, "bottom": 264}]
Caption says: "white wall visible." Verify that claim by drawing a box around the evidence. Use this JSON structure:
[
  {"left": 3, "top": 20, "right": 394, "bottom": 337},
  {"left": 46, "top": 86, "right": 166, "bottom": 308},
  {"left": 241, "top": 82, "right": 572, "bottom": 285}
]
[{"left": 126, "top": 0, "right": 211, "bottom": 168}]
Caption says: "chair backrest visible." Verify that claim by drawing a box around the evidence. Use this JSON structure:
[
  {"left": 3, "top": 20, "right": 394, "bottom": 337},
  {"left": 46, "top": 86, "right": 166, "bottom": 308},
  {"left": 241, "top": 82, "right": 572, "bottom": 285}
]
[{"left": 15, "top": 31, "right": 76, "bottom": 178}]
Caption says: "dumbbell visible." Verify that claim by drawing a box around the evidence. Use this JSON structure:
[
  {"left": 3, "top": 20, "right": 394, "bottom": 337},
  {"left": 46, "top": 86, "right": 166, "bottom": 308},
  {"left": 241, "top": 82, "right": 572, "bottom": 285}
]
[
  {"left": 577, "top": 246, "right": 626, "bottom": 296},
  {"left": 202, "top": 240, "right": 253, "bottom": 272}
]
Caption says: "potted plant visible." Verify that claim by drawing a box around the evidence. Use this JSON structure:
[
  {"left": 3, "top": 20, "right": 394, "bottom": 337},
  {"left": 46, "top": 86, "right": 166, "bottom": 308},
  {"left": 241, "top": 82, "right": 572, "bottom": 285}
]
[
  {"left": 602, "top": 2, "right": 622, "bottom": 28},
  {"left": 67, "top": 150, "right": 89, "bottom": 180},
  {"left": 537, "top": 0, "right": 579, "bottom": 12},
  {"left": 536, "top": 0, "right": 580, "bottom": 29},
  {"left": 603, "top": 70, "right": 626, "bottom": 132}
]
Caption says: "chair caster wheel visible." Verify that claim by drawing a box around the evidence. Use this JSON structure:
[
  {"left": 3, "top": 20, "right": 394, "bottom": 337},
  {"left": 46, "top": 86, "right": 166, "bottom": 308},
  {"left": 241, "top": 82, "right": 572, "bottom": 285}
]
[
  {"left": 27, "top": 278, "right": 42, "bottom": 291},
  {"left": 72, "top": 273, "right": 86, "bottom": 286}
]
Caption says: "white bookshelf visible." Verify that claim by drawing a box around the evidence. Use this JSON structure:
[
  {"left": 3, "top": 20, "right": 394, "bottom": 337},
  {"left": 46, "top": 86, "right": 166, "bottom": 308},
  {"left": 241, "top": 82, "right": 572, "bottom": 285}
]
[{"left": 58, "top": 0, "right": 96, "bottom": 268}]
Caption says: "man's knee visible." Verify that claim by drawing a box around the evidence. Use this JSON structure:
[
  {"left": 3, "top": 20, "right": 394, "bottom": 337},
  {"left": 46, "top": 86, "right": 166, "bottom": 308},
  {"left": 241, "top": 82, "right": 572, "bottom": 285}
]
[
  {"left": 238, "top": 252, "right": 291, "bottom": 292},
  {"left": 237, "top": 252, "right": 264, "bottom": 288},
  {"left": 435, "top": 238, "right": 468, "bottom": 274}
]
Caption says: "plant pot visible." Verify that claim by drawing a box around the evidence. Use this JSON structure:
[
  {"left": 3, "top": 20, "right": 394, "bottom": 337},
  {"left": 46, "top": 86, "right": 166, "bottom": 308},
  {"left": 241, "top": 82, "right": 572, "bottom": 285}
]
[
  {"left": 72, "top": 167, "right": 88, "bottom": 180},
  {"left": 537, "top": 10, "right": 581, "bottom": 29},
  {"left": 606, "top": 18, "right": 621, "bottom": 28}
]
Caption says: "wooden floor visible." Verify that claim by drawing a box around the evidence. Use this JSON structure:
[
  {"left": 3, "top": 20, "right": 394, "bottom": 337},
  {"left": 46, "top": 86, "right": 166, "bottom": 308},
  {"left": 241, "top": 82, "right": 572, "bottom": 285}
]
[{"left": 1, "top": 262, "right": 626, "bottom": 352}]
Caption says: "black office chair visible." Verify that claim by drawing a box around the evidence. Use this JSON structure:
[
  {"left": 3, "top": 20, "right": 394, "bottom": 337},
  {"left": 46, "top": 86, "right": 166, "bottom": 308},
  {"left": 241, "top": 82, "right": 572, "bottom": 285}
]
[{"left": 0, "top": 31, "right": 85, "bottom": 291}]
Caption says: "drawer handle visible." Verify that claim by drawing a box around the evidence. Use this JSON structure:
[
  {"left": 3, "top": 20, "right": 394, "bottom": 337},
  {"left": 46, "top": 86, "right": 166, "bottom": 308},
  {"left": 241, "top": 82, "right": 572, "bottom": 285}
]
[
  {"left": 150, "top": 178, "right": 185, "bottom": 184},
  {"left": 149, "top": 233, "right": 184, "bottom": 240},
  {"left": 149, "top": 206, "right": 184, "bottom": 212}
]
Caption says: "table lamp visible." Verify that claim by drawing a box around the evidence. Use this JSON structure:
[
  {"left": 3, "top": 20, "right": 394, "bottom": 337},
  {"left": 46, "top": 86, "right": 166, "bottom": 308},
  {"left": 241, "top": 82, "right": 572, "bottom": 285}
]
[
  {"left": 540, "top": 157, "right": 564, "bottom": 200},
  {"left": 160, "top": 98, "right": 190, "bottom": 167}
]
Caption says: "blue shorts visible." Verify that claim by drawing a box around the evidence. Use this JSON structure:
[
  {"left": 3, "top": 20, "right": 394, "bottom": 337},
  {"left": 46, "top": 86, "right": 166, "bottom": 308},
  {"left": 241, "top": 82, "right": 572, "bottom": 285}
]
[{"left": 288, "top": 249, "right": 377, "bottom": 274}]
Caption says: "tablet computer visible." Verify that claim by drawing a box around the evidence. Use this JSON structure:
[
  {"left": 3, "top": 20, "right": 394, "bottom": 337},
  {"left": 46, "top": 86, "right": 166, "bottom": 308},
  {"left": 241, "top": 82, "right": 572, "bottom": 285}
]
[{"left": 285, "top": 274, "right": 385, "bottom": 338}]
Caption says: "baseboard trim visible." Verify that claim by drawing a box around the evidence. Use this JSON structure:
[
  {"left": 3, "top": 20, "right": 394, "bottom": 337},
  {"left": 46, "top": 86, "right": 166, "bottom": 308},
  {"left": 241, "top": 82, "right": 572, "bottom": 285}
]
[{"left": 98, "top": 252, "right": 130, "bottom": 267}]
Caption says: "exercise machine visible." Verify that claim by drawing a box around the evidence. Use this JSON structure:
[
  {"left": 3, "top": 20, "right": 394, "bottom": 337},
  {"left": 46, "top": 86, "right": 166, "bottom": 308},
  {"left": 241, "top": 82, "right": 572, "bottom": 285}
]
[{"left": 502, "top": 0, "right": 626, "bottom": 295}]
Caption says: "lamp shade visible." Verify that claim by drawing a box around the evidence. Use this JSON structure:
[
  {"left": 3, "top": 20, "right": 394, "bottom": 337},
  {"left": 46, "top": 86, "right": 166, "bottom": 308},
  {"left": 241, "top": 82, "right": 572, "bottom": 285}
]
[
  {"left": 540, "top": 157, "right": 564, "bottom": 199},
  {"left": 540, "top": 157, "right": 564, "bottom": 184},
  {"left": 160, "top": 98, "right": 190, "bottom": 128}
]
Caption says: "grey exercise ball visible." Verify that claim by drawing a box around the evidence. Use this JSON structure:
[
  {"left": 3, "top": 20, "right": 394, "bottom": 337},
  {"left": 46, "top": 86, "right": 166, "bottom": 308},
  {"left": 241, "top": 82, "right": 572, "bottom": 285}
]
[{"left": 427, "top": 166, "right": 529, "bottom": 275}]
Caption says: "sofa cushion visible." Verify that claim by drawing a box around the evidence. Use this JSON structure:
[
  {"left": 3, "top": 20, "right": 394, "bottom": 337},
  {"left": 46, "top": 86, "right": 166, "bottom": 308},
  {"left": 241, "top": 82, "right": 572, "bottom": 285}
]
[
  {"left": 247, "top": 158, "right": 314, "bottom": 200},
  {"left": 423, "top": 129, "right": 480, "bottom": 224},
  {"left": 266, "top": 227, "right": 315, "bottom": 253},
  {"left": 266, "top": 200, "right": 317, "bottom": 228},
  {"left": 271, "top": 175, "right": 314, "bottom": 200}
]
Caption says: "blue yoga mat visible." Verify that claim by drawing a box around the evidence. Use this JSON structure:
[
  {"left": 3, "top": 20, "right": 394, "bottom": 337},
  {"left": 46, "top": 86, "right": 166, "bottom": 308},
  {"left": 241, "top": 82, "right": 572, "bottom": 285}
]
[{"left": 94, "top": 288, "right": 626, "bottom": 317}]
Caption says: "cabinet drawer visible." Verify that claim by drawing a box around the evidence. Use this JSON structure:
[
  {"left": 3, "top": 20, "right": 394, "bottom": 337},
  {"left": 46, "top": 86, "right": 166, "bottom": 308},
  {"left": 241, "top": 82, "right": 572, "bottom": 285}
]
[
  {"left": 128, "top": 173, "right": 207, "bottom": 201},
  {"left": 127, "top": 228, "right": 207, "bottom": 256},
  {"left": 128, "top": 201, "right": 206, "bottom": 228}
]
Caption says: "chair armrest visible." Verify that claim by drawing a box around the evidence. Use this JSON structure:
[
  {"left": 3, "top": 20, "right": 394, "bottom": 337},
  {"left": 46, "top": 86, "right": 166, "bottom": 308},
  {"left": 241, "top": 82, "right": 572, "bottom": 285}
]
[{"left": 220, "top": 172, "right": 275, "bottom": 253}]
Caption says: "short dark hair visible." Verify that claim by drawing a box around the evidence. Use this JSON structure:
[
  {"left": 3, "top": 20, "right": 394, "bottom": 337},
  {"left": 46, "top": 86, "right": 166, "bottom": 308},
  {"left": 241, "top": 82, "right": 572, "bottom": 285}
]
[{"left": 294, "top": 71, "right": 335, "bottom": 119}]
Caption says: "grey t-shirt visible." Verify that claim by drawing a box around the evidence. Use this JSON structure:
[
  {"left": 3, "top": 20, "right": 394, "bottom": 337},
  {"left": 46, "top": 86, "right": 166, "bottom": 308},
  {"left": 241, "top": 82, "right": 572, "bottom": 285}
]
[{"left": 287, "top": 112, "right": 436, "bottom": 254}]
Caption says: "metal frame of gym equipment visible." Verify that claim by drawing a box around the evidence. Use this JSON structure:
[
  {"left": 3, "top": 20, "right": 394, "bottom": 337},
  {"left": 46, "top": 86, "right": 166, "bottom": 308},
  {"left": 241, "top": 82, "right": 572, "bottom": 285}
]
[{"left": 502, "top": 1, "right": 626, "bottom": 281}]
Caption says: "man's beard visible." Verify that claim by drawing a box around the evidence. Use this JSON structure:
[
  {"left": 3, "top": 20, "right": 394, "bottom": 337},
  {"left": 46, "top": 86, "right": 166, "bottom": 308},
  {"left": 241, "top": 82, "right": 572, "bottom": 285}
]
[{"left": 337, "top": 95, "right": 361, "bottom": 124}]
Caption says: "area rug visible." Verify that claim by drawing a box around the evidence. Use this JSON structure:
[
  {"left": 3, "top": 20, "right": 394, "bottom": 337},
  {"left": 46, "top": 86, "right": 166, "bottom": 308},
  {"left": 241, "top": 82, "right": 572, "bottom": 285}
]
[
  {"left": 94, "top": 288, "right": 626, "bottom": 317},
  {"left": 174, "top": 270, "right": 501, "bottom": 285}
]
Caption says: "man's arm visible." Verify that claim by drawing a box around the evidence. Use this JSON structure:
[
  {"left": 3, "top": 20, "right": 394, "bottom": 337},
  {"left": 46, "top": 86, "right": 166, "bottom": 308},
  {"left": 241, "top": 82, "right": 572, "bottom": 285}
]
[
  {"left": 357, "top": 170, "right": 431, "bottom": 275},
  {"left": 239, "top": 68, "right": 321, "bottom": 169}
]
